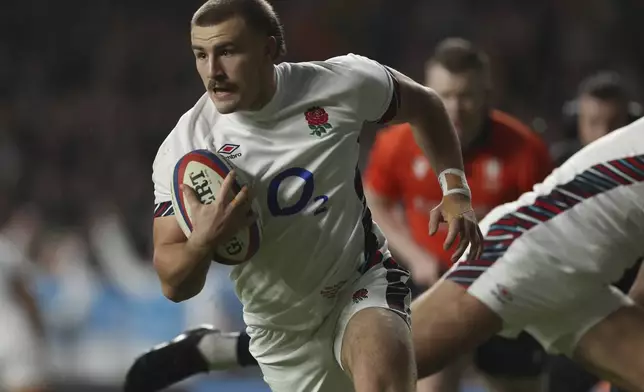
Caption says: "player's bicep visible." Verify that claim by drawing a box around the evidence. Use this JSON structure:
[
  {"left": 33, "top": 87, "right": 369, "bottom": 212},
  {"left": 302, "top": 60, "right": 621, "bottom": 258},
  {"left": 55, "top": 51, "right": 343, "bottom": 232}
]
[
  {"left": 381, "top": 67, "right": 446, "bottom": 127},
  {"left": 153, "top": 215, "right": 187, "bottom": 249}
]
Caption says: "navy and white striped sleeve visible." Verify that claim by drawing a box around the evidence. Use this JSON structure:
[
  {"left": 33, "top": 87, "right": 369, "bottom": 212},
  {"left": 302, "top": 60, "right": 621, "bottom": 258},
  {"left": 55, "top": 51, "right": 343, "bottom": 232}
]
[
  {"left": 152, "top": 142, "right": 175, "bottom": 218},
  {"left": 154, "top": 201, "right": 174, "bottom": 217}
]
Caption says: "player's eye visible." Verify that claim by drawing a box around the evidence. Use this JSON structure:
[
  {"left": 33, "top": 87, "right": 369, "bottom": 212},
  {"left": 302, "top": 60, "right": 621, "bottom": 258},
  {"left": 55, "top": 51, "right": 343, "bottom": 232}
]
[
  {"left": 195, "top": 52, "right": 207, "bottom": 60},
  {"left": 221, "top": 49, "right": 232, "bottom": 57}
]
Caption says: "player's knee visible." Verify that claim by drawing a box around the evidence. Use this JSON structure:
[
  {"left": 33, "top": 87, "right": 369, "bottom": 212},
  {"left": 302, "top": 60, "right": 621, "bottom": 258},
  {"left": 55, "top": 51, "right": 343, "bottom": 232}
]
[
  {"left": 350, "top": 357, "right": 416, "bottom": 392},
  {"left": 342, "top": 308, "right": 416, "bottom": 391},
  {"left": 352, "top": 360, "right": 416, "bottom": 392},
  {"left": 353, "top": 376, "right": 415, "bottom": 392}
]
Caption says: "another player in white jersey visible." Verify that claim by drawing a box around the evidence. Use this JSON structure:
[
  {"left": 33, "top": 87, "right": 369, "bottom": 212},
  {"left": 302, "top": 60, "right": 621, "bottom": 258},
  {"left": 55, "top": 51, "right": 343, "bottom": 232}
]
[
  {"left": 149, "top": 1, "right": 483, "bottom": 391},
  {"left": 411, "top": 117, "right": 644, "bottom": 392}
]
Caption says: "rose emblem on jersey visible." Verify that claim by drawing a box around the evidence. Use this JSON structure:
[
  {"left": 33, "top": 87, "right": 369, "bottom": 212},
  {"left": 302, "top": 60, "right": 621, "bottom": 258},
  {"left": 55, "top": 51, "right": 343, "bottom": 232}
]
[
  {"left": 305, "top": 106, "right": 333, "bottom": 137},
  {"left": 305, "top": 106, "right": 328, "bottom": 126},
  {"left": 352, "top": 288, "right": 369, "bottom": 304}
]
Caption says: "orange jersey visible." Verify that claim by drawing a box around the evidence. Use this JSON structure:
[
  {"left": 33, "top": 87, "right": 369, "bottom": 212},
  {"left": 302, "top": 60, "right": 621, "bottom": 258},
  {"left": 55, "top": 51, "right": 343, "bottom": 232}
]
[{"left": 364, "top": 110, "right": 553, "bottom": 269}]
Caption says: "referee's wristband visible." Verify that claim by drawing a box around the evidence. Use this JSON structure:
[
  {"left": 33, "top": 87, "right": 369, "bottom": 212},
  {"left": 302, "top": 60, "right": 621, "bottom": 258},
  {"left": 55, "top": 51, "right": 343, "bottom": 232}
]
[{"left": 438, "top": 169, "right": 471, "bottom": 198}]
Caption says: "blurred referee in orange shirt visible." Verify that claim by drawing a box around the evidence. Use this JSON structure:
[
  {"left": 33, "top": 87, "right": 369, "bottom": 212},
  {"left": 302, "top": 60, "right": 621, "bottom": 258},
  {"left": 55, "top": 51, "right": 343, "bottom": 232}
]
[{"left": 364, "top": 38, "right": 552, "bottom": 392}]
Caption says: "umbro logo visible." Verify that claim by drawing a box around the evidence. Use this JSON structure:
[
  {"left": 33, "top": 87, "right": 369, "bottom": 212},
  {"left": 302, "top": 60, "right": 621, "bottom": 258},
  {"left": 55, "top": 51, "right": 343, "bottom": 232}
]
[{"left": 217, "top": 143, "right": 242, "bottom": 159}]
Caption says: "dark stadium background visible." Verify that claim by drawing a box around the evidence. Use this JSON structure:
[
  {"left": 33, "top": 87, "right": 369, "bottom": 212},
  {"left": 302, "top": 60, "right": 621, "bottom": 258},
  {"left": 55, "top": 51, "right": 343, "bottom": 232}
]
[{"left": 1, "top": 0, "right": 642, "bottom": 391}]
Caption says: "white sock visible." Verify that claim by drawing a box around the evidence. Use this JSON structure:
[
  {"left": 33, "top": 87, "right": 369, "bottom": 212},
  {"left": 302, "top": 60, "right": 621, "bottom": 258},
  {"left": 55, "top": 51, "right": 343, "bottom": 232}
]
[{"left": 197, "top": 331, "right": 242, "bottom": 370}]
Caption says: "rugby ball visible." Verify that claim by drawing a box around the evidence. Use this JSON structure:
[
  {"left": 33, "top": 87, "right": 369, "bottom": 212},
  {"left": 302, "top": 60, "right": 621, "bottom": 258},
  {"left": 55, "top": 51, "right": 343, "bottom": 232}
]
[{"left": 171, "top": 149, "right": 262, "bottom": 265}]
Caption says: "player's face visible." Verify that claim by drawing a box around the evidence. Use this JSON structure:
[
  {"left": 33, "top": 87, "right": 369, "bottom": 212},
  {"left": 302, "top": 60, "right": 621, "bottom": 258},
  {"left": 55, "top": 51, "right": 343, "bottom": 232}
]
[
  {"left": 191, "top": 16, "right": 275, "bottom": 114},
  {"left": 577, "top": 95, "right": 628, "bottom": 146},
  {"left": 425, "top": 64, "right": 489, "bottom": 148}
]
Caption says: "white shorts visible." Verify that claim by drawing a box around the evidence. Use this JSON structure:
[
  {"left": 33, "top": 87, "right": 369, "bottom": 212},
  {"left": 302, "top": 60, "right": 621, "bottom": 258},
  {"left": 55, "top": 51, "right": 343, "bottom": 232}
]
[
  {"left": 0, "top": 307, "right": 45, "bottom": 389},
  {"left": 446, "top": 224, "right": 636, "bottom": 357},
  {"left": 247, "top": 258, "right": 411, "bottom": 392},
  {"left": 467, "top": 250, "right": 632, "bottom": 356}
]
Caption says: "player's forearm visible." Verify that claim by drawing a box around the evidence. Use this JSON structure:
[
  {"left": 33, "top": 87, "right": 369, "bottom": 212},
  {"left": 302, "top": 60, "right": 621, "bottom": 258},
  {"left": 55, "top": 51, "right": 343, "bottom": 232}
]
[
  {"left": 153, "top": 241, "right": 211, "bottom": 302},
  {"left": 408, "top": 89, "right": 464, "bottom": 175}
]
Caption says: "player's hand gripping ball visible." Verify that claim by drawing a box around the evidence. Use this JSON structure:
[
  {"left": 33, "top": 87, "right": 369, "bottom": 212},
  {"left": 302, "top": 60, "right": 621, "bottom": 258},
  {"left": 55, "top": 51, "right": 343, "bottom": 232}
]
[{"left": 171, "top": 149, "right": 262, "bottom": 264}]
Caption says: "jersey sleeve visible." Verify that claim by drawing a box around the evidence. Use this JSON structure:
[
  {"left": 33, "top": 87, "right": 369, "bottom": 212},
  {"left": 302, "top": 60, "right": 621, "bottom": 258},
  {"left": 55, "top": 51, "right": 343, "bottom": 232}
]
[
  {"left": 516, "top": 136, "right": 554, "bottom": 193},
  {"left": 326, "top": 54, "right": 398, "bottom": 123},
  {"left": 363, "top": 127, "right": 404, "bottom": 200},
  {"left": 152, "top": 141, "right": 175, "bottom": 218}
]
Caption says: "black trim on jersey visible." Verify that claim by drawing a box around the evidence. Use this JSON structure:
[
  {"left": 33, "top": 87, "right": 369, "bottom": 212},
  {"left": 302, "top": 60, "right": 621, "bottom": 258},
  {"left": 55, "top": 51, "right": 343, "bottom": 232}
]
[
  {"left": 354, "top": 168, "right": 380, "bottom": 267},
  {"left": 376, "top": 66, "right": 401, "bottom": 125},
  {"left": 383, "top": 257, "right": 411, "bottom": 324},
  {"left": 154, "top": 202, "right": 174, "bottom": 218},
  {"left": 447, "top": 154, "right": 644, "bottom": 287}
]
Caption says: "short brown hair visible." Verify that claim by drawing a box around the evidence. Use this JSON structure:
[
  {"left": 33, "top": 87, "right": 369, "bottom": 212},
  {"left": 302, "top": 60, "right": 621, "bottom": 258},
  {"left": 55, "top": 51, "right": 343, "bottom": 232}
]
[
  {"left": 192, "top": 0, "right": 286, "bottom": 60},
  {"left": 428, "top": 38, "right": 489, "bottom": 74},
  {"left": 578, "top": 71, "right": 627, "bottom": 102}
]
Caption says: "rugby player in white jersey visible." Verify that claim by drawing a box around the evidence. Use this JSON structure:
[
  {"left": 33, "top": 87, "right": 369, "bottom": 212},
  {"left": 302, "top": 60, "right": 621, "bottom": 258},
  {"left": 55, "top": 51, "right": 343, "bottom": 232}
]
[
  {"left": 411, "top": 117, "right": 644, "bottom": 392},
  {"left": 146, "top": 0, "right": 483, "bottom": 391}
]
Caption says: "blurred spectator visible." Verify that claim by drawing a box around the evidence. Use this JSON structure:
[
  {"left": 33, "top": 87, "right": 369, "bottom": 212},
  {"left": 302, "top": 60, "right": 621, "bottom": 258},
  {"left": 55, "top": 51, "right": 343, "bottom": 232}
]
[{"left": 551, "top": 71, "right": 642, "bottom": 165}]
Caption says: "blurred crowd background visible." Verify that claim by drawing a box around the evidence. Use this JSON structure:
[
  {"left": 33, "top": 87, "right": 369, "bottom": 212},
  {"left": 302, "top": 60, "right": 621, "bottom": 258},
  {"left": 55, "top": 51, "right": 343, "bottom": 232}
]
[{"left": 1, "top": 0, "right": 643, "bottom": 391}]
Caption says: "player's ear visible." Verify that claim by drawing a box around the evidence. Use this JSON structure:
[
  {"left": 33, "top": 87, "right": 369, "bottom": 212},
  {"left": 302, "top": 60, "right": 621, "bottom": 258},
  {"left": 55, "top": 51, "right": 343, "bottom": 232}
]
[{"left": 265, "top": 36, "right": 277, "bottom": 61}]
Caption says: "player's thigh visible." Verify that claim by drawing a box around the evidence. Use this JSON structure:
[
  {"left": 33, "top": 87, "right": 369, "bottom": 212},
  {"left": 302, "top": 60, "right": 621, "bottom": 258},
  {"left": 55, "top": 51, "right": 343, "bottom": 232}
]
[
  {"left": 340, "top": 307, "right": 415, "bottom": 390},
  {"left": 335, "top": 258, "right": 415, "bottom": 388},
  {"left": 411, "top": 270, "right": 471, "bottom": 392},
  {"left": 411, "top": 278, "right": 503, "bottom": 379},
  {"left": 571, "top": 301, "right": 644, "bottom": 392},
  {"left": 246, "top": 325, "right": 353, "bottom": 392}
]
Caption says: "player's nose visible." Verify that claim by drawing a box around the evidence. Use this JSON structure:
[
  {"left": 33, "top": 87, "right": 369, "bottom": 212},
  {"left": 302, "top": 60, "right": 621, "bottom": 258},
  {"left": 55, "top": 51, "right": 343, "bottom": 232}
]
[{"left": 207, "top": 57, "right": 226, "bottom": 79}]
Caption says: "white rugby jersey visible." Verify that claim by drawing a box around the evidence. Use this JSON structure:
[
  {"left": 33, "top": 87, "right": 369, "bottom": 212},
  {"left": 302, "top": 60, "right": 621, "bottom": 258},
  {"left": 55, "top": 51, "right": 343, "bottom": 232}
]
[
  {"left": 450, "top": 118, "right": 644, "bottom": 285},
  {"left": 153, "top": 54, "right": 398, "bottom": 330}
]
